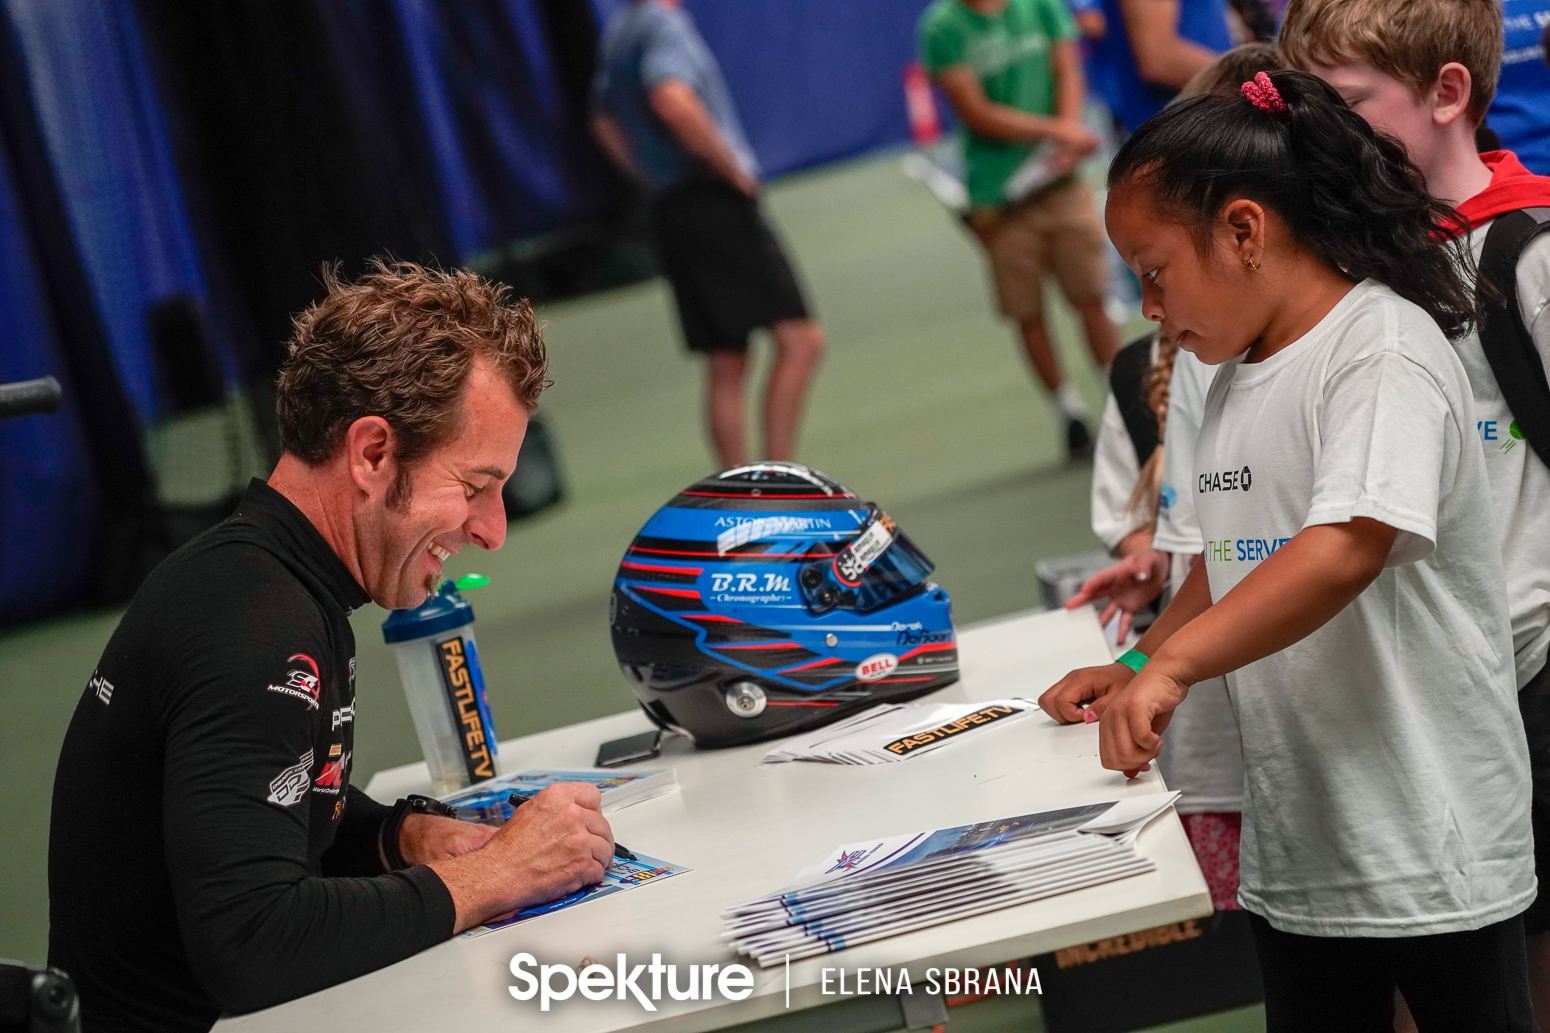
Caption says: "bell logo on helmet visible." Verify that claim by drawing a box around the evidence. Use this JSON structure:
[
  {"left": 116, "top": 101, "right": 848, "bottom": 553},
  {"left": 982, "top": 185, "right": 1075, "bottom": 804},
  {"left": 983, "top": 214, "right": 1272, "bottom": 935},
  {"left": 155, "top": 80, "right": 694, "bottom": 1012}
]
[{"left": 855, "top": 653, "right": 900, "bottom": 682}]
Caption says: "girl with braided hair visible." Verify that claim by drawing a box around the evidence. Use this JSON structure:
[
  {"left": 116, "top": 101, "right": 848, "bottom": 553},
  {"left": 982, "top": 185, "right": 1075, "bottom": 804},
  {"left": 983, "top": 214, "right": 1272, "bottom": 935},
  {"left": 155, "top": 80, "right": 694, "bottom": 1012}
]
[{"left": 1084, "top": 327, "right": 1247, "bottom": 917}]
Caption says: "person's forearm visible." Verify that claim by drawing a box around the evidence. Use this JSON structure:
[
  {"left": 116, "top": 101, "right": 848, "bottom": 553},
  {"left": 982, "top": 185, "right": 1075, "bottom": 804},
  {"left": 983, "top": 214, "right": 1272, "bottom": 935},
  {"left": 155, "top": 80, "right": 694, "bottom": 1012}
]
[
  {"left": 1148, "top": 519, "right": 1396, "bottom": 687},
  {"left": 181, "top": 868, "right": 455, "bottom": 1013},
  {"left": 957, "top": 101, "right": 1073, "bottom": 145},
  {"left": 1136, "top": 36, "right": 1217, "bottom": 88},
  {"left": 1116, "top": 529, "right": 1155, "bottom": 559},
  {"left": 1052, "top": 42, "right": 1086, "bottom": 123},
  {"left": 427, "top": 851, "right": 503, "bottom": 933},
  {"left": 591, "top": 112, "right": 645, "bottom": 185},
  {"left": 1132, "top": 554, "right": 1211, "bottom": 657},
  {"left": 650, "top": 81, "right": 749, "bottom": 187},
  {"left": 1119, "top": 0, "right": 1218, "bottom": 89},
  {"left": 1122, "top": 530, "right": 1159, "bottom": 555}
]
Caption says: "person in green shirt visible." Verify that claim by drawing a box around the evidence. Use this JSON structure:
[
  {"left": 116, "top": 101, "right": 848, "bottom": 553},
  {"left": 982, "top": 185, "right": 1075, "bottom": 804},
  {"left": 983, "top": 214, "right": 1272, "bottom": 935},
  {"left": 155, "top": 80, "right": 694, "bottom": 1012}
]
[{"left": 920, "top": 0, "right": 1120, "bottom": 459}]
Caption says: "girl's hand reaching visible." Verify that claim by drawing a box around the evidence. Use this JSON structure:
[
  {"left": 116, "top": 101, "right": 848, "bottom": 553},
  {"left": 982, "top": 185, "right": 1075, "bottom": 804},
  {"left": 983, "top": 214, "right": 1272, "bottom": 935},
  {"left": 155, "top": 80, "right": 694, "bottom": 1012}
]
[
  {"left": 1065, "top": 548, "right": 1170, "bottom": 641},
  {"left": 1039, "top": 661, "right": 1137, "bottom": 724},
  {"left": 1097, "top": 667, "right": 1189, "bottom": 778}
]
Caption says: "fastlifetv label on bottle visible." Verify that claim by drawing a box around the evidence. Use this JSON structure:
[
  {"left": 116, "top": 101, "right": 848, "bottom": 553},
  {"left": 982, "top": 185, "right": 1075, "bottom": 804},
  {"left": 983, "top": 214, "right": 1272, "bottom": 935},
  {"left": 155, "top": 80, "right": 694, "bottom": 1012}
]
[{"left": 435, "top": 635, "right": 497, "bottom": 782}]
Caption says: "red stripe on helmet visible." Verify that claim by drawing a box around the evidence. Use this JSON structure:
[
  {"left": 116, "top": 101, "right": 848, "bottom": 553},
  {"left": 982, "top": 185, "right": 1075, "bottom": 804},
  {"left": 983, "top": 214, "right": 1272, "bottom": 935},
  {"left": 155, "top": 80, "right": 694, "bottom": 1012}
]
[
  {"left": 896, "top": 642, "right": 956, "bottom": 661},
  {"left": 780, "top": 657, "right": 845, "bottom": 673},
  {"left": 636, "top": 586, "right": 702, "bottom": 599},
  {"left": 713, "top": 642, "right": 806, "bottom": 651},
  {"left": 620, "top": 560, "right": 704, "bottom": 575}
]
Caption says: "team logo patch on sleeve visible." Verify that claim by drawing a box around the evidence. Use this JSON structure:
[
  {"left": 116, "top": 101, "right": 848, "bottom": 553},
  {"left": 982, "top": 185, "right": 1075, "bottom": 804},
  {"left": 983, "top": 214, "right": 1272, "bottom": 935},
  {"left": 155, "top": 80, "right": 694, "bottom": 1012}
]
[
  {"left": 314, "top": 751, "right": 349, "bottom": 796},
  {"left": 266, "top": 653, "right": 321, "bottom": 709},
  {"left": 267, "top": 749, "right": 314, "bottom": 807}
]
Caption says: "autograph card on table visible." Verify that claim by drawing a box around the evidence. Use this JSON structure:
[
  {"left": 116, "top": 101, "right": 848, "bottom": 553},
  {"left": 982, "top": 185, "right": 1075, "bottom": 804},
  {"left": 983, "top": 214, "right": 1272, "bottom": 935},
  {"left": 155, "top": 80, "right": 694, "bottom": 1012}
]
[{"left": 456, "top": 852, "right": 692, "bottom": 941}]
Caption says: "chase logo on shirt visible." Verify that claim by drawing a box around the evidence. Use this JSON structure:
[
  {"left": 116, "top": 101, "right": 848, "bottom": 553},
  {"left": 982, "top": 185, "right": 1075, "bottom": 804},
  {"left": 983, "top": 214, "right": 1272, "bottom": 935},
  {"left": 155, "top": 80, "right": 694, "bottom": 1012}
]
[{"left": 1198, "top": 466, "right": 1252, "bottom": 493}]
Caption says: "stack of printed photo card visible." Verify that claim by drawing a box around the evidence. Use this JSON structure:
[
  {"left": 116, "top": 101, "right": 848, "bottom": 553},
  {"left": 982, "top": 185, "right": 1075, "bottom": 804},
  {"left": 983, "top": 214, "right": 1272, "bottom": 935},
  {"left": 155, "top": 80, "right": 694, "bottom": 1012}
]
[
  {"left": 723, "top": 792, "right": 1180, "bottom": 966},
  {"left": 761, "top": 699, "right": 1036, "bottom": 766}
]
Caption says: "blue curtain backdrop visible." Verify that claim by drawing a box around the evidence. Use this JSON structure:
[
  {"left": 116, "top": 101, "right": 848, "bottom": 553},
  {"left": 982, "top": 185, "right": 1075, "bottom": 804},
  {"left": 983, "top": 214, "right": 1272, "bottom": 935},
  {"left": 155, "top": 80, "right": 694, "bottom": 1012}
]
[
  {"left": 394, "top": 0, "right": 616, "bottom": 259},
  {"left": 590, "top": 0, "right": 935, "bottom": 180},
  {"left": 0, "top": 121, "right": 100, "bottom": 625},
  {"left": 6, "top": 0, "right": 231, "bottom": 426},
  {"left": 0, "top": 0, "right": 232, "bottom": 625}
]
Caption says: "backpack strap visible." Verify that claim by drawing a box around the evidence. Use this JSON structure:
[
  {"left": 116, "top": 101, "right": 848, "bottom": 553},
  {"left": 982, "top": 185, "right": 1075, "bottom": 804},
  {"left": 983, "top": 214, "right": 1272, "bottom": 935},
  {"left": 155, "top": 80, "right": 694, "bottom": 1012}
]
[
  {"left": 1108, "top": 331, "right": 1160, "bottom": 467},
  {"left": 1478, "top": 207, "right": 1550, "bottom": 471}
]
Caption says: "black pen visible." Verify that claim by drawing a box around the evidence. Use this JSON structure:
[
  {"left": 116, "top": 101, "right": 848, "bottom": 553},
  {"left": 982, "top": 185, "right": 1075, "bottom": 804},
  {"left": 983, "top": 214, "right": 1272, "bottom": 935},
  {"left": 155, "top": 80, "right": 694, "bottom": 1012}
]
[{"left": 508, "top": 793, "right": 638, "bottom": 861}]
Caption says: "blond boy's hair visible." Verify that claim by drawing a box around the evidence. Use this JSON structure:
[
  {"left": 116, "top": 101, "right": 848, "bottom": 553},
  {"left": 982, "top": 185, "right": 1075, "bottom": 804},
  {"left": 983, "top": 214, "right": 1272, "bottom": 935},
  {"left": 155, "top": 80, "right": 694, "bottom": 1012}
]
[{"left": 1279, "top": 0, "right": 1502, "bottom": 124}]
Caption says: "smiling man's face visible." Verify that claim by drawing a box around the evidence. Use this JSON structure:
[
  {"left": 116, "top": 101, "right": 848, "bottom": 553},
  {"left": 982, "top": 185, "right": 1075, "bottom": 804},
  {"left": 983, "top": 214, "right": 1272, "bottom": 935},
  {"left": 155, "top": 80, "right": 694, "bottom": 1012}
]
[{"left": 358, "top": 357, "right": 527, "bottom": 610}]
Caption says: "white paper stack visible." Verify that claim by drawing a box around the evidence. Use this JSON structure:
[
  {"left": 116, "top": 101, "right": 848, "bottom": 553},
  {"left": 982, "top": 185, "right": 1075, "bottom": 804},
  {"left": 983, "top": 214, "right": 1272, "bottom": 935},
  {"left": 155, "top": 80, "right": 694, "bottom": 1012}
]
[
  {"left": 762, "top": 699, "right": 1035, "bottom": 766},
  {"left": 722, "top": 792, "right": 1179, "bottom": 966}
]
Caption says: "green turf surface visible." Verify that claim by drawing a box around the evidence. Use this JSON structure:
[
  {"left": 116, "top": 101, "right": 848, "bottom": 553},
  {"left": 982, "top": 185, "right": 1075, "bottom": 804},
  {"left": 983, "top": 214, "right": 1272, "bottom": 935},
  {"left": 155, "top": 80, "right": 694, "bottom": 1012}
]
[{"left": 0, "top": 150, "right": 1261, "bottom": 1031}]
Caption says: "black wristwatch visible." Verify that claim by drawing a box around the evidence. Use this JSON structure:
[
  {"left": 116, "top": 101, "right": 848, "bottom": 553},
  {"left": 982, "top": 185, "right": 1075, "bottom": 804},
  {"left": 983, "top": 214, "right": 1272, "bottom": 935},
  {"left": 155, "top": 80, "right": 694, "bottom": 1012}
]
[{"left": 379, "top": 794, "right": 459, "bottom": 872}]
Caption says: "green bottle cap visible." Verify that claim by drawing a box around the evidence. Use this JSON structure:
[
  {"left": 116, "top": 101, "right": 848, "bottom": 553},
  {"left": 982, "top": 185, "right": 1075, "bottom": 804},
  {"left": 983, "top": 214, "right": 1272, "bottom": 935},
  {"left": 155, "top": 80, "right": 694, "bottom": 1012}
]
[{"left": 454, "top": 573, "right": 491, "bottom": 591}]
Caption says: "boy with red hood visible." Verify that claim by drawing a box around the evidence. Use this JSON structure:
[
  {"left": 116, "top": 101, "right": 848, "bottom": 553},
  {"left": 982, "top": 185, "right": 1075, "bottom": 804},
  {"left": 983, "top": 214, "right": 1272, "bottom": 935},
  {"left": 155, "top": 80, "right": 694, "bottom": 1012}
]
[{"left": 1284, "top": 0, "right": 1550, "bottom": 1021}]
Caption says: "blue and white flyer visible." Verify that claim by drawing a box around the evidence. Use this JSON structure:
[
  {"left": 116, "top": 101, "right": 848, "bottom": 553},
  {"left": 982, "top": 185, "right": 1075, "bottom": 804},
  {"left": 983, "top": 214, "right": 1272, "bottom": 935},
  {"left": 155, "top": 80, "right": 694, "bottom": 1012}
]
[{"left": 458, "top": 851, "right": 692, "bottom": 941}]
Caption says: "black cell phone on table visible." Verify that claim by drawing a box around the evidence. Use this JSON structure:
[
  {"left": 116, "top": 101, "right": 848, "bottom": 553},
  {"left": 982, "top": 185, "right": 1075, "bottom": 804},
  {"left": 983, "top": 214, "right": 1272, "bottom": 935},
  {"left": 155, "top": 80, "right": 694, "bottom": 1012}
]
[{"left": 595, "top": 729, "right": 663, "bottom": 768}]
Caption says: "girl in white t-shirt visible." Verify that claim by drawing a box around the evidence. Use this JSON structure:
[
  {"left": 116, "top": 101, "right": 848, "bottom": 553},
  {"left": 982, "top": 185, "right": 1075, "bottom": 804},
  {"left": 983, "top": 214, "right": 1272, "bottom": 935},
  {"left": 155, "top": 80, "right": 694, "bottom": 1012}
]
[{"left": 1042, "top": 70, "right": 1536, "bottom": 1027}]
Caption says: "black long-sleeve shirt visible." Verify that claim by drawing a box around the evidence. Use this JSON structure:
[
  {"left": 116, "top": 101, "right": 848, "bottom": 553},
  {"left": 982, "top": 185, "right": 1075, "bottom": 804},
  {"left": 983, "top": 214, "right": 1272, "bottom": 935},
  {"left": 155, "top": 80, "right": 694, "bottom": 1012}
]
[{"left": 49, "top": 479, "right": 454, "bottom": 1032}]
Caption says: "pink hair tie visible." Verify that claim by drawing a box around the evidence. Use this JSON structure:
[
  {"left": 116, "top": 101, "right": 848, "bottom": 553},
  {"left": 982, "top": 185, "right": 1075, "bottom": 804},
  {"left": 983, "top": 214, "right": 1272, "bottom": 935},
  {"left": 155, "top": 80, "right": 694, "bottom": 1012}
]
[{"left": 1240, "top": 71, "right": 1286, "bottom": 114}]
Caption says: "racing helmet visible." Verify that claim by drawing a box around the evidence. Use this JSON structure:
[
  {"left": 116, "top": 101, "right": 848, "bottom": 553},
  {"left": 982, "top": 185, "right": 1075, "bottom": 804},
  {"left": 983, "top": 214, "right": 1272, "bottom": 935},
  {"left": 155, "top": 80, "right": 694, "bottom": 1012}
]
[{"left": 610, "top": 463, "right": 958, "bottom": 748}]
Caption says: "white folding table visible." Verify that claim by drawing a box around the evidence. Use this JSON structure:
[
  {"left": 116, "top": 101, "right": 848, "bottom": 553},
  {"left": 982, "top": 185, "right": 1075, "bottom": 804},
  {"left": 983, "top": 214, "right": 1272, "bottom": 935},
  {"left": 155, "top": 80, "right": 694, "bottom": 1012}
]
[{"left": 214, "top": 607, "right": 1210, "bottom": 1032}]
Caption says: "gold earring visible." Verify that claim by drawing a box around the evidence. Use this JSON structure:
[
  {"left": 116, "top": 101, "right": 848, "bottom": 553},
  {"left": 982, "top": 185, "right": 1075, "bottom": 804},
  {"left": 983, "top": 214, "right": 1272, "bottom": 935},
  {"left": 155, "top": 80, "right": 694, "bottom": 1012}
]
[{"left": 1244, "top": 254, "right": 1260, "bottom": 271}]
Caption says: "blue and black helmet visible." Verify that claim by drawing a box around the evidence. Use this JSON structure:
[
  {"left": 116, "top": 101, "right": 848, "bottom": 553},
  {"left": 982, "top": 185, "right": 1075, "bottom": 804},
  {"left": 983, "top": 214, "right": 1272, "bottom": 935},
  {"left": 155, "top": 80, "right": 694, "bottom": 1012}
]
[{"left": 610, "top": 463, "right": 958, "bottom": 747}]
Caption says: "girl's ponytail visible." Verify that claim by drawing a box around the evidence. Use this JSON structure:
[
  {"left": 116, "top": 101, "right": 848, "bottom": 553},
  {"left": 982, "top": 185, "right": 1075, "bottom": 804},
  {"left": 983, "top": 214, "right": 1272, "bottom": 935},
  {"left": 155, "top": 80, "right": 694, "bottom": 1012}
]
[{"left": 1109, "top": 70, "right": 1476, "bottom": 338}]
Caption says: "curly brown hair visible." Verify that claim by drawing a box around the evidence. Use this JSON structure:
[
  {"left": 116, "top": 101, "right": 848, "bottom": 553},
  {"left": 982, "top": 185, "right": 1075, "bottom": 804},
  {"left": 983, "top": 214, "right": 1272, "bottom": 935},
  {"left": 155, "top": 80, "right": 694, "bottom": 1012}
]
[{"left": 275, "top": 260, "right": 549, "bottom": 472}]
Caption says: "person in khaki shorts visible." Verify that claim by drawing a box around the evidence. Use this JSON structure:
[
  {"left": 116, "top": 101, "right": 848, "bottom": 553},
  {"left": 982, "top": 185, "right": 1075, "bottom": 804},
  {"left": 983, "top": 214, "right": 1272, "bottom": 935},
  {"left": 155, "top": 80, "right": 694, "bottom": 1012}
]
[{"left": 920, "top": 0, "right": 1120, "bottom": 458}]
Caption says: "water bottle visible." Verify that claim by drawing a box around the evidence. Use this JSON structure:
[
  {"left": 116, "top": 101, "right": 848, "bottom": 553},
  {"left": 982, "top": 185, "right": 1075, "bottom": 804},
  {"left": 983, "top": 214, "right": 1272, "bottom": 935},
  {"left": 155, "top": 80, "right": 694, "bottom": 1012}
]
[{"left": 382, "top": 577, "right": 500, "bottom": 796}]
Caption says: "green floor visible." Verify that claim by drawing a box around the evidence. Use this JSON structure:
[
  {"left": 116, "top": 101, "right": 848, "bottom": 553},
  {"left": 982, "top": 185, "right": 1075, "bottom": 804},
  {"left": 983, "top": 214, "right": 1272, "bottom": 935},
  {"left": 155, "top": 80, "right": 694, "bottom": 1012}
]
[{"left": 0, "top": 152, "right": 1260, "bottom": 1031}]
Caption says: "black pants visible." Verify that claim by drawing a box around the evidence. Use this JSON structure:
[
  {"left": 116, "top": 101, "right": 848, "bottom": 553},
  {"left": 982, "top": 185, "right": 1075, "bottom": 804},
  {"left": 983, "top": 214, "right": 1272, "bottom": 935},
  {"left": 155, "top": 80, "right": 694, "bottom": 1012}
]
[
  {"left": 1519, "top": 662, "right": 1550, "bottom": 935},
  {"left": 650, "top": 179, "right": 808, "bottom": 353},
  {"left": 1248, "top": 911, "right": 1534, "bottom": 1032}
]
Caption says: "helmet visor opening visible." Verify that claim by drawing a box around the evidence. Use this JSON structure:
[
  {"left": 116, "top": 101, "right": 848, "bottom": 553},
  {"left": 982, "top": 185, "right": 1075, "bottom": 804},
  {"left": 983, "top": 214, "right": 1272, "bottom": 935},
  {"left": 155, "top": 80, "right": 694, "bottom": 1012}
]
[{"left": 797, "top": 506, "right": 935, "bottom": 615}]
